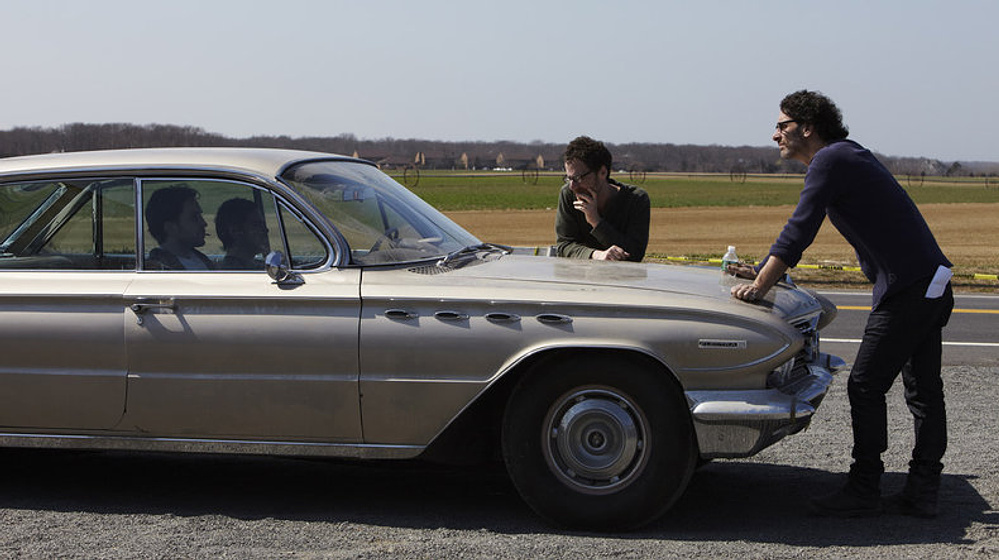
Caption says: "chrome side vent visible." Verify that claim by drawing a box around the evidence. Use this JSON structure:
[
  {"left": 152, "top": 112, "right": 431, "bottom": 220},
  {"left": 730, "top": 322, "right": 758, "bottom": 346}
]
[
  {"left": 408, "top": 264, "right": 454, "bottom": 275},
  {"left": 485, "top": 312, "right": 521, "bottom": 323},
  {"left": 536, "top": 313, "right": 572, "bottom": 325}
]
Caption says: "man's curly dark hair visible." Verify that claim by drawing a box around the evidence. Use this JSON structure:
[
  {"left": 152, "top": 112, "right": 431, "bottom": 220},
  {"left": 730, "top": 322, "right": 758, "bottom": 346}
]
[
  {"left": 780, "top": 90, "right": 849, "bottom": 142},
  {"left": 563, "top": 136, "right": 613, "bottom": 177}
]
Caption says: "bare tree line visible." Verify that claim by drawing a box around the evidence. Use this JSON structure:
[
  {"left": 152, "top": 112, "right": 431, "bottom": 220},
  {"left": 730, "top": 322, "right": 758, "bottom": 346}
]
[{"left": 1, "top": 123, "right": 991, "bottom": 176}]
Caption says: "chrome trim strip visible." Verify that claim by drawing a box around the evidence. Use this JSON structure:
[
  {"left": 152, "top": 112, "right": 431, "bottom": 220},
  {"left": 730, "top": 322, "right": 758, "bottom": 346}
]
[
  {"left": 0, "top": 433, "right": 424, "bottom": 460},
  {"left": 0, "top": 165, "right": 275, "bottom": 186}
]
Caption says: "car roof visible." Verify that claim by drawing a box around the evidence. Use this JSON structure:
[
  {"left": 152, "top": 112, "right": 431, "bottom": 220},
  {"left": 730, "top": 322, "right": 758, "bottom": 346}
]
[{"left": 0, "top": 147, "right": 363, "bottom": 180}]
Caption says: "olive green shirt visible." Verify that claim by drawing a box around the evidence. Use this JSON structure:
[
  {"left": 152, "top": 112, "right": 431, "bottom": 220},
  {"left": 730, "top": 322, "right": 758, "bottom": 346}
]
[{"left": 554, "top": 179, "right": 650, "bottom": 261}]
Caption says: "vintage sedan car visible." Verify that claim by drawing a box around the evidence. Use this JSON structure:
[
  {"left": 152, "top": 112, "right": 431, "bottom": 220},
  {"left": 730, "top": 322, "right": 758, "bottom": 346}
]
[{"left": 0, "top": 148, "right": 842, "bottom": 530}]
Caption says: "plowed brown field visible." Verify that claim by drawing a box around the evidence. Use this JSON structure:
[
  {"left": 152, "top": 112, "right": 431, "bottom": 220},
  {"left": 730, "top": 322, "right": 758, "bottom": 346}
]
[{"left": 446, "top": 203, "right": 998, "bottom": 288}]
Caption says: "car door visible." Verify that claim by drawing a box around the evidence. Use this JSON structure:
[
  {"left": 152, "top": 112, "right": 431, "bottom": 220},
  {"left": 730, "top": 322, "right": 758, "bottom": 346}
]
[
  {"left": 0, "top": 178, "right": 135, "bottom": 429},
  {"left": 121, "top": 178, "right": 362, "bottom": 442}
]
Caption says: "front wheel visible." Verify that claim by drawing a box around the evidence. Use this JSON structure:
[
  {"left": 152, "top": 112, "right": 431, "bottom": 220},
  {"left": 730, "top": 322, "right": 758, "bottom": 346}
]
[{"left": 501, "top": 355, "right": 697, "bottom": 531}]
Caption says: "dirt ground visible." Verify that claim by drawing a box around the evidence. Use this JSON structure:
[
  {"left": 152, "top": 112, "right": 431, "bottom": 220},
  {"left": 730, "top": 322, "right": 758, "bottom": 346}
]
[{"left": 447, "top": 203, "right": 999, "bottom": 287}]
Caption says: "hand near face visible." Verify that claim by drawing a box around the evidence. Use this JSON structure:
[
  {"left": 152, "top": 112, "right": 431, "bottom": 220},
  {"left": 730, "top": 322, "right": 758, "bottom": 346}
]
[
  {"left": 592, "top": 245, "right": 630, "bottom": 261},
  {"left": 571, "top": 187, "right": 602, "bottom": 227}
]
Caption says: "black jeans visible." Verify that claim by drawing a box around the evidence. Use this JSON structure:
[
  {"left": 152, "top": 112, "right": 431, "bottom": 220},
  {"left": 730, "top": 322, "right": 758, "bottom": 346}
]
[{"left": 846, "top": 278, "right": 954, "bottom": 495}]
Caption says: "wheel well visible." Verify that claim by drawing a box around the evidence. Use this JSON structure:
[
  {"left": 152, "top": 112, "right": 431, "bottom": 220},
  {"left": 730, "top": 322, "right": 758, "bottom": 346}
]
[{"left": 419, "top": 347, "right": 683, "bottom": 465}]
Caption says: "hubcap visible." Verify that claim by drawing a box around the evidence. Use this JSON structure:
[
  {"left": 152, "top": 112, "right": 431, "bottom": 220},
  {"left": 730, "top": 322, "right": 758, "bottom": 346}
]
[{"left": 545, "top": 387, "right": 648, "bottom": 494}]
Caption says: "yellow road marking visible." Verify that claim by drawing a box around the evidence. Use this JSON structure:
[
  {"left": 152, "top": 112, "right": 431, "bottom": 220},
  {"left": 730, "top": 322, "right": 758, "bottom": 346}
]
[{"left": 837, "top": 305, "right": 999, "bottom": 314}]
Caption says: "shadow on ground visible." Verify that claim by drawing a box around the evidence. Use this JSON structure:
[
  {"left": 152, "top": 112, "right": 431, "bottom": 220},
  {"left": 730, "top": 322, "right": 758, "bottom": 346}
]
[{"left": 0, "top": 448, "right": 992, "bottom": 547}]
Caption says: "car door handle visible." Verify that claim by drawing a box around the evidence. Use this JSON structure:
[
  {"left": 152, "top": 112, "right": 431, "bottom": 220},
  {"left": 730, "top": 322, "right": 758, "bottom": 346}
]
[{"left": 129, "top": 298, "right": 176, "bottom": 325}]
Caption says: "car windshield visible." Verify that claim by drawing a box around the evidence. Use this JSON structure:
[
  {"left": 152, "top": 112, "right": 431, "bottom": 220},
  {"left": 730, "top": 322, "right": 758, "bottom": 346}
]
[{"left": 281, "top": 160, "right": 480, "bottom": 265}]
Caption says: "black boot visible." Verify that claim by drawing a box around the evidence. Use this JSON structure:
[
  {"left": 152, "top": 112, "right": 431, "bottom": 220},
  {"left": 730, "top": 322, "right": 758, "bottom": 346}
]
[
  {"left": 882, "top": 492, "right": 937, "bottom": 518},
  {"left": 884, "top": 463, "right": 941, "bottom": 518},
  {"left": 810, "top": 485, "right": 882, "bottom": 517},
  {"left": 810, "top": 462, "right": 883, "bottom": 518}
]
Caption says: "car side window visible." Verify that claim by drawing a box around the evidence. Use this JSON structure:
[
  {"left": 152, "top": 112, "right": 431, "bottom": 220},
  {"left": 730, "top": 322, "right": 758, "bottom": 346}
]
[
  {"left": 47, "top": 180, "right": 137, "bottom": 269},
  {"left": 140, "top": 179, "right": 328, "bottom": 271},
  {"left": 0, "top": 178, "right": 136, "bottom": 270},
  {"left": 278, "top": 203, "right": 328, "bottom": 269}
]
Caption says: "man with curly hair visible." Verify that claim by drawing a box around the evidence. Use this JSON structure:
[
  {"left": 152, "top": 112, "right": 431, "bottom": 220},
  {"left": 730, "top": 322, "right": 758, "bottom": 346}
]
[
  {"left": 729, "top": 90, "right": 954, "bottom": 518},
  {"left": 555, "top": 135, "right": 650, "bottom": 261}
]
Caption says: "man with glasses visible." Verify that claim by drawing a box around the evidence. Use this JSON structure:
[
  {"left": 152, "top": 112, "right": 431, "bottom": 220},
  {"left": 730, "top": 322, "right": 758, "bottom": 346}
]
[
  {"left": 555, "top": 135, "right": 650, "bottom": 261},
  {"left": 729, "top": 90, "right": 954, "bottom": 519}
]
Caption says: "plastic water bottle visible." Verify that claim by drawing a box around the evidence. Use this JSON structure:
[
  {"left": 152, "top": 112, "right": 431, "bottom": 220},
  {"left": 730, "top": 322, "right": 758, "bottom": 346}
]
[{"left": 721, "top": 245, "right": 738, "bottom": 270}]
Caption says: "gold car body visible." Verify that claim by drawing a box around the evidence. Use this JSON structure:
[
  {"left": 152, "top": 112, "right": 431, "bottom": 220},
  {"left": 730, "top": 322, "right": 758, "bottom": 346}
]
[{"left": 0, "top": 149, "right": 841, "bottom": 475}]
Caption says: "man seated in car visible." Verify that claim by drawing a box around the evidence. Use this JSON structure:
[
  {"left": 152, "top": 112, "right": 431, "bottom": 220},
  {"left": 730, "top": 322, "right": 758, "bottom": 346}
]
[
  {"left": 214, "top": 197, "right": 270, "bottom": 270},
  {"left": 145, "top": 185, "right": 214, "bottom": 270}
]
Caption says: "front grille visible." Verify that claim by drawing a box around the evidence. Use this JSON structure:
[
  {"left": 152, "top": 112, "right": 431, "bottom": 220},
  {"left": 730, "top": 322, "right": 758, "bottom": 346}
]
[
  {"left": 768, "top": 314, "right": 822, "bottom": 394},
  {"left": 792, "top": 314, "right": 820, "bottom": 364},
  {"left": 767, "top": 357, "right": 812, "bottom": 394}
]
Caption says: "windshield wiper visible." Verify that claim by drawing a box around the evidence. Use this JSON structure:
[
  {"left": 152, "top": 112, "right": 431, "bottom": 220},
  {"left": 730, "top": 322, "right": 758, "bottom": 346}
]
[{"left": 437, "top": 242, "right": 511, "bottom": 268}]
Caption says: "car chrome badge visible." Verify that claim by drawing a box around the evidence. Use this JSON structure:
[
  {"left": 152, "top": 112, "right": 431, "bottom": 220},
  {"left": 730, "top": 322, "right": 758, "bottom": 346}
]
[{"left": 698, "top": 339, "right": 747, "bottom": 349}]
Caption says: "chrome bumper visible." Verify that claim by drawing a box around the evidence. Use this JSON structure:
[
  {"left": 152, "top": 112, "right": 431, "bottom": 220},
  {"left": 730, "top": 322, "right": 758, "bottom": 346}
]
[{"left": 687, "top": 353, "right": 845, "bottom": 458}]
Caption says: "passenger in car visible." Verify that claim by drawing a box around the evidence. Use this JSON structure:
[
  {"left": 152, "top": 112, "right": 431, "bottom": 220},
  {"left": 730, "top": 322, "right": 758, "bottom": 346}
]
[
  {"left": 144, "top": 185, "right": 215, "bottom": 270},
  {"left": 215, "top": 197, "right": 270, "bottom": 270}
]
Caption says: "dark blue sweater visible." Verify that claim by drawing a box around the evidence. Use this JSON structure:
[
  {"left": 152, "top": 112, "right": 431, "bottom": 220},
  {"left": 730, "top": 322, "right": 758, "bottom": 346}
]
[{"left": 769, "top": 140, "right": 951, "bottom": 307}]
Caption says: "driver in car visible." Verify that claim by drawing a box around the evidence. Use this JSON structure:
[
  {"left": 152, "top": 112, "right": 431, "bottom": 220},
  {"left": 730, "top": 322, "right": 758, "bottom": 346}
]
[{"left": 145, "top": 185, "right": 215, "bottom": 270}]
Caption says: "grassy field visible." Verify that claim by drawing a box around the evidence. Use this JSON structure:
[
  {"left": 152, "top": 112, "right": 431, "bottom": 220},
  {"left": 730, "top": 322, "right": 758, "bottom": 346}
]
[
  {"left": 386, "top": 171, "right": 999, "bottom": 290},
  {"left": 388, "top": 171, "right": 999, "bottom": 210}
]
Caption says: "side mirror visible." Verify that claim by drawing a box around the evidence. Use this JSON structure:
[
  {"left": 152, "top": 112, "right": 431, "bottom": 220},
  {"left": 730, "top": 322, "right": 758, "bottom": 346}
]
[
  {"left": 265, "top": 251, "right": 289, "bottom": 281},
  {"left": 265, "top": 251, "right": 303, "bottom": 285}
]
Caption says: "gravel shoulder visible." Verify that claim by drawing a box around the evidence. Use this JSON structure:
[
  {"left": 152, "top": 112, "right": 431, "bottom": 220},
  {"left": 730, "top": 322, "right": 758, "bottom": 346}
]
[{"left": 1, "top": 365, "right": 996, "bottom": 559}]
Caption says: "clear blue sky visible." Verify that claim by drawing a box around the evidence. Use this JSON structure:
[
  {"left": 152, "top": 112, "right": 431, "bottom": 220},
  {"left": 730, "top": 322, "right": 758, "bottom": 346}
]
[{"left": 3, "top": 0, "right": 996, "bottom": 162}]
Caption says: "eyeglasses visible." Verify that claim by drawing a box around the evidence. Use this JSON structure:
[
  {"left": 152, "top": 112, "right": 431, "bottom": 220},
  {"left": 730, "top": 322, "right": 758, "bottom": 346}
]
[
  {"left": 775, "top": 119, "right": 798, "bottom": 132},
  {"left": 563, "top": 169, "right": 593, "bottom": 184}
]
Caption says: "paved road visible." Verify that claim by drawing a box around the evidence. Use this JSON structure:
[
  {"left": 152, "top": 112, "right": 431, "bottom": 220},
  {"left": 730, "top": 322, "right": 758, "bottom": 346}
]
[{"left": 819, "top": 291, "right": 999, "bottom": 366}]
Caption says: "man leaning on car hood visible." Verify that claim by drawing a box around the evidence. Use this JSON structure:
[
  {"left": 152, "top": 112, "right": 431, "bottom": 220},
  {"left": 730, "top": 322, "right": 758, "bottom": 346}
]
[
  {"left": 555, "top": 135, "right": 650, "bottom": 262},
  {"left": 728, "top": 89, "right": 954, "bottom": 519}
]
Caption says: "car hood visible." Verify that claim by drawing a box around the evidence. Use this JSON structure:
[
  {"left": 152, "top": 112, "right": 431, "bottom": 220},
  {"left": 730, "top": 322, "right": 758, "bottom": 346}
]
[{"left": 376, "top": 254, "right": 822, "bottom": 322}]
